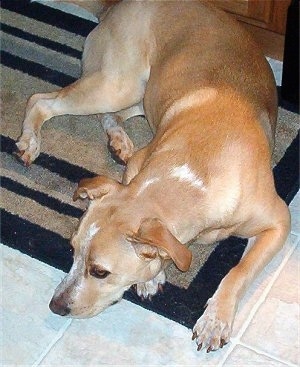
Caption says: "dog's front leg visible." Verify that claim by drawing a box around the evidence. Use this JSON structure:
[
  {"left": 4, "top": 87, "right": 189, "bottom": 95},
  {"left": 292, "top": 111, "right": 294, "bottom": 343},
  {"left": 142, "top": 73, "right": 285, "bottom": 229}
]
[{"left": 192, "top": 199, "right": 290, "bottom": 352}]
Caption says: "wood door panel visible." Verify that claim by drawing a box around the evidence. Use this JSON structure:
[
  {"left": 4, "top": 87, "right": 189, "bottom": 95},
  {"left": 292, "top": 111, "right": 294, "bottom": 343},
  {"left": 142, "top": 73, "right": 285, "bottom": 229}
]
[
  {"left": 210, "top": 0, "right": 249, "bottom": 16},
  {"left": 209, "top": 0, "right": 290, "bottom": 34}
]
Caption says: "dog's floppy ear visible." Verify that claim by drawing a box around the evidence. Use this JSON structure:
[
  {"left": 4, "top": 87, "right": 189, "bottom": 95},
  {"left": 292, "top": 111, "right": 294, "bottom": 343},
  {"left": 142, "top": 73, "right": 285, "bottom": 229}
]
[
  {"left": 73, "top": 176, "right": 120, "bottom": 201},
  {"left": 128, "top": 218, "right": 192, "bottom": 272}
]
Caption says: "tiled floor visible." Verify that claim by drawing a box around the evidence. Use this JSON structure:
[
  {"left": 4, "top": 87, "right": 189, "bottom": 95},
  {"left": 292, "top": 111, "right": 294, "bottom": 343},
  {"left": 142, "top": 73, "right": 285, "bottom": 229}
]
[
  {"left": 1, "top": 192, "right": 299, "bottom": 366},
  {"left": 2, "top": 2, "right": 299, "bottom": 366}
]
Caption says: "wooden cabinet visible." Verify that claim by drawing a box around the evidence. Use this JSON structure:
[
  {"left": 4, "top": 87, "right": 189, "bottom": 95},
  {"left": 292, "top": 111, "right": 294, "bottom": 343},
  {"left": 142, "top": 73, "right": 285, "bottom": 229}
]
[
  {"left": 211, "top": 0, "right": 291, "bottom": 34},
  {"left": 210, "top": 0, "right": 292, "bottom": 59}
]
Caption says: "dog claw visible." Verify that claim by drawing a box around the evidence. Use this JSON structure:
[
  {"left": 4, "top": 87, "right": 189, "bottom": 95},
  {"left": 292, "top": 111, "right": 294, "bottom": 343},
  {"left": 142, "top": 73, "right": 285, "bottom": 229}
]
[
  {"left": 13, "top": 149, "right": 25, "bottom": 158},
  {"left": 158, "top": 284, "right": 164, "bottom": 293},
  {"left": 13, "top": 150, "right": 31, "bottom": 166},
  {"left": 192, "top": 331, "right": 197, "bottom": 341},
  {"left": 109, "top": 147, "right": 127, "bottom": 166},
  {"left": 24, "top": 158, "right": 31, "bottom": 167},
  {"left": 206, "top": 346, "right": 213, "bottom": 353},
  {"left": 197, "top": 343, "right": 202, "bottom": 351}
]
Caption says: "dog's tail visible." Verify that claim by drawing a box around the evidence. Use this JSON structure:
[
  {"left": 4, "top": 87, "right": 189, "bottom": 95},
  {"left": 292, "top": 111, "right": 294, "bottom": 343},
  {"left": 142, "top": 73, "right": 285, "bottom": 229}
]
[{"left": 52, "top": 0, "right": 121, "bottom": 21}]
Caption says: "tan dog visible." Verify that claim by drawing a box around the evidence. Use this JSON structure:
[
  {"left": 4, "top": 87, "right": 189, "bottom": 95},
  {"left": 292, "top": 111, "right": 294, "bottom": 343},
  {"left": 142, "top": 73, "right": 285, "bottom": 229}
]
[{"left": 16, "top": 1, "right": 290, "bottom": 352}]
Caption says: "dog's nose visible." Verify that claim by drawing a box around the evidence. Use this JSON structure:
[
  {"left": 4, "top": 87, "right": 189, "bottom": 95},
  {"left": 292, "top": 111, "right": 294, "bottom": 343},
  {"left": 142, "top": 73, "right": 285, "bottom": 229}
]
[{"left": 49, "top": 297, "right": 71, "bottom": 316}]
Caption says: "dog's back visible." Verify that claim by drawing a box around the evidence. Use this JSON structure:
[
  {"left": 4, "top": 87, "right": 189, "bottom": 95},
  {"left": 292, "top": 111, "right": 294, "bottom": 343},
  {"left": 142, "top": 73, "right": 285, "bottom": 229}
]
[{"left": 142, "top": 2, "right": 277, "bottom": 144}]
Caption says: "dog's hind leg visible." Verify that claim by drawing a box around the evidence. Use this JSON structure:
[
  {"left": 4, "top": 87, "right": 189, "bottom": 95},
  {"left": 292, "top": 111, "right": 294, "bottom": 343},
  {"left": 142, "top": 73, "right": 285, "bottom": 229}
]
[
  {"left": 101, "top": 102, "right": 145, "bottom": 165},
  {"left": 16, "top": 71, "right": 146, "bottom": 166}
]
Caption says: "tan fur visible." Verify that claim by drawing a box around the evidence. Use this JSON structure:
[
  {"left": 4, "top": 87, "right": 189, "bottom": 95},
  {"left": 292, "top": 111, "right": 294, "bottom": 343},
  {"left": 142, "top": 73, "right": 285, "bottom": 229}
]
[{"left": 17, "top": 1, "right": 290, "bottom": 352}]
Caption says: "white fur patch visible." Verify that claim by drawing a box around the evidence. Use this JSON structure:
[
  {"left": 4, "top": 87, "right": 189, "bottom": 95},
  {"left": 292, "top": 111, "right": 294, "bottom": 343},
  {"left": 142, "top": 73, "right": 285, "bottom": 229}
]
[
  {"left": 170, "top": 164, "right": 206, "bottom": 191},
  {"left": 85, "top": 222, "right": 100, "bottom": 244},
  {"left": 55, "top": 223, "right": 100, "bottom": 296},
  {"left": 161, "top": 88, "right": 217, "bottom": 126},
  {"left": 137, "top": 177, "right": 160, "bottom": 195}
]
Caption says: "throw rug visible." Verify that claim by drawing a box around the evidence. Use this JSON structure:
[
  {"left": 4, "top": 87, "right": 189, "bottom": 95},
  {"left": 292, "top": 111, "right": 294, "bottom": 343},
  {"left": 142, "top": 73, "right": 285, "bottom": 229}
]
[{"left": 1, "top": 0, "right": 299, "bottom": 328}]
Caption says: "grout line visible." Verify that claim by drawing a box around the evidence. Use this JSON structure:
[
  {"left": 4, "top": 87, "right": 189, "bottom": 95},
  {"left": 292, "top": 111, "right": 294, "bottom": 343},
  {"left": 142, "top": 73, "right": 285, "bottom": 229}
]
[
  {"left": 217, "top": 236, "right": 298, "bottom": 367},
  {"left": 234, "top": 237, "right": 298, "bottom": 342},
  {"left": 31, "top": 319, "right": 73, "bottom": 367},
  {"left": 237, "top": 341, "right": 299, "bottom": 367},
  {"left": 216, "top": 339, "right": 238, "bottom": 367},
  {"left": 291, "top": 230, "right": 300, "bottom": 238}
]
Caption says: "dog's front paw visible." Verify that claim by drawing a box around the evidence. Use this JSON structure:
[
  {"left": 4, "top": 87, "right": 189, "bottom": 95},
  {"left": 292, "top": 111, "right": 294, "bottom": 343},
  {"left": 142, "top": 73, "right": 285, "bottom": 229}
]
[
  {"left": 107, "top": 126, "right": 134, "bottom": 165},
  {"left": 15, "top": 131, "right": 41, "bottom": 166},
  {"left": 135, "top": 270, "right": 166, "bottom": 300},
  {"left": 192, "top": 297, "right": 233, "bottom": 352}
]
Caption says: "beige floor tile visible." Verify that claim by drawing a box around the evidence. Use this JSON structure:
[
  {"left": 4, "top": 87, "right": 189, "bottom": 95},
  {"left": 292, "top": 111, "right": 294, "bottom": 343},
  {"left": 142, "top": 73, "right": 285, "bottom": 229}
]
[
  {"left": 232, "top": 233, "right": 298, "bottom": 337},
  {"left": 224, "top": 344, "right": 289, "bottom": 366},
  {"left": 289, "top": 193, "right": 300, "bottom": 235},
  {"left": 1, "top": 246, "right": 70, "bottom": 366},
  {"left": 241, "top": 242, "right": 300, "bottom": 365},
  {"left": 40, "top": 300, "right": 228, "bottom": 366},
  {"left": 268, "top": 239, "right": 300, "bottom": 303}
]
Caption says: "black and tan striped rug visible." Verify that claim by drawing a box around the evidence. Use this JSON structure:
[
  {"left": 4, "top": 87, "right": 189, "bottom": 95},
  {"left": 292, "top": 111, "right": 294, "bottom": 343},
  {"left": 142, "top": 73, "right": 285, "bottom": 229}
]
[{"left": 1, "top": 0, "right": 299, "bottom": 328}]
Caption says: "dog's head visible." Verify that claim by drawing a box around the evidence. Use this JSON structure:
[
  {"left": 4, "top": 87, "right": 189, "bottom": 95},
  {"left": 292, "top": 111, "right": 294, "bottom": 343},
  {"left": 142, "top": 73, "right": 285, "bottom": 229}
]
[{"left": 49, "top": 176, "right": 192, "bottom": 318}]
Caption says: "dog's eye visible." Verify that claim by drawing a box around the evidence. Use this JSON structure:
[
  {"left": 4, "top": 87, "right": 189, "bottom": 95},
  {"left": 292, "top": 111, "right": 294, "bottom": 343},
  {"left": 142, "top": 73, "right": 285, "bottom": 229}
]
[{"left": 89, "top": 267, "right": 110, "bottom": 279}]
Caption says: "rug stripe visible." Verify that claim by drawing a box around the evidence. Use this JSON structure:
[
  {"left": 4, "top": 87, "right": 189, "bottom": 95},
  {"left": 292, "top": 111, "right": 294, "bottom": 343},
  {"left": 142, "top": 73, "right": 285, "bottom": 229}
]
[
  {"left": 1, "top": 186, "right": 78, "bottom": 240},
  {"left": 1, "top": 8, "right": 85, "bottom": 52},
  {"left": 1, "top": 176, "right": 83, "bottom": 219},
  {"left": 1, "top": 50, "right": 76, "bottom": 87},
  {"left": 2, "top": 32, "right": 80, "bottom": 79},
  {"left": 1, "top": 23, "right": 82, "bottom": 59},
  {"left": 274, "top": 132, "right": 299, "bottom": 204},
  {"left": 277, "top": 86, "right": 300, "bottom": 114},
  {"left": 1, "top": 0, "right": 96, "bottom": 37},
  {"left": 1, "top": 135, "right": 96, "bottom": 183},
  {"left": 0, "top": 209, "right": 73, "bottom": 273},
  {"left": 1, "top": 151, "right": 80, "bottom": 197}
]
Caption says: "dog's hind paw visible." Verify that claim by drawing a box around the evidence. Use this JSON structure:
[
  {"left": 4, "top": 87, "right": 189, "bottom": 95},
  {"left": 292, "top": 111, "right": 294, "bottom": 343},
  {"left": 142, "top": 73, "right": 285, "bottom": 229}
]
[
  {"left": 135, "top": 270, "right": 166, "bottom": 300},
  {"left": 192, "top": 297, "right": 233, "bottom": 352}
]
